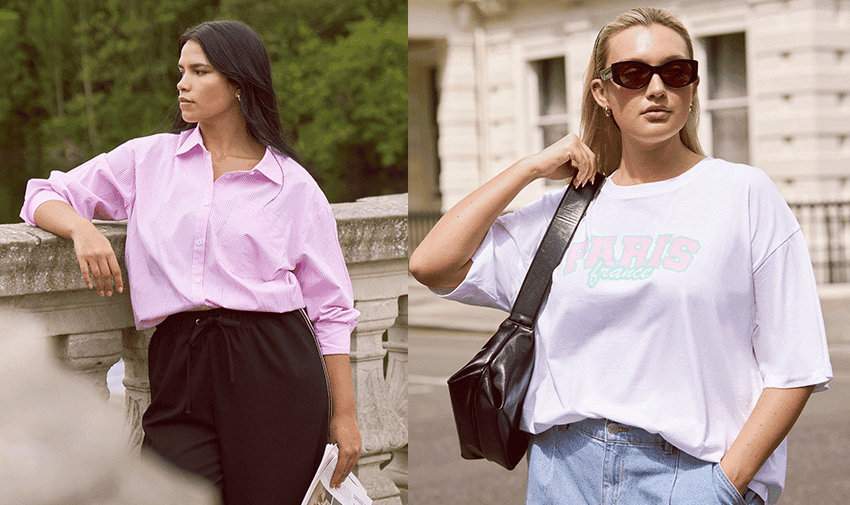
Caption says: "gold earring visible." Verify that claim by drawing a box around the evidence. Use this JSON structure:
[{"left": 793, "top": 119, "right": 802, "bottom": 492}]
[{"left": 604, "top": 106, "right": 612, "bottom": 118}]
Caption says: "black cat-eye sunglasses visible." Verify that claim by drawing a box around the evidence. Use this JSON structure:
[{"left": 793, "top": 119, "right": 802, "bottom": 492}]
[{"left": 600, "top": 59, "right": 698, "bottom": 89}]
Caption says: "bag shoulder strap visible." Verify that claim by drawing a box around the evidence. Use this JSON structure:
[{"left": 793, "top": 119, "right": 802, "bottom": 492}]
[{"left": 509, "top": 176, "right": 604, "bottom": 327}]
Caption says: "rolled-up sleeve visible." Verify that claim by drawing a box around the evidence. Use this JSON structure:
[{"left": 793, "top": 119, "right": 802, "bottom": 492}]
[
  {"left": 295, "top": 204, "right": 359, "bottom": 355},
  {"left": 20, "top": 139, "right": 137, "bottom": 225}
]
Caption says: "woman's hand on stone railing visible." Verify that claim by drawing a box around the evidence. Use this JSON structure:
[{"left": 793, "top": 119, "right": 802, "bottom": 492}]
[
  {"left": 32, "top": 199, "right": 125, "bottom": 297},
  {"left": 70, "top": 222, "right": 124, "bottom": 297}
]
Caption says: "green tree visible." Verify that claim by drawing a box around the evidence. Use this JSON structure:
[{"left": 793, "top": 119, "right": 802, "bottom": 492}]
[
  {"left": 58, "top": 0, "right": 219, "bottom": 156},
  {"left": 220, "top": 0, "right": 407, "bottom": 202},
  {"left": 0, "top": 0, "right": 217, "bottom": 223},
  {"left": 0, "top": 6, "right": 42, "bottom": 224}
]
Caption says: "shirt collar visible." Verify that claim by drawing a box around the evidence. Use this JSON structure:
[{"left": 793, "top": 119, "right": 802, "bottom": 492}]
[
  {"left": 174, "top": 126, "right": 283, "bottom": 185},
  {"left": 175, "top": 126, "right": 204, "bottom": 156},
  {"left": 254, "top": 148, "right": 283, "bottom": 185}
]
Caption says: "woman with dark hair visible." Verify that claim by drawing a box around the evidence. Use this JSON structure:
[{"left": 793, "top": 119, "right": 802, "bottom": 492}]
[
  {"left": 20, "top": 20, "right": 361, "bottom": 504},
  {"left": 170, "top": 20, "right": 300, "bottom": 161}
]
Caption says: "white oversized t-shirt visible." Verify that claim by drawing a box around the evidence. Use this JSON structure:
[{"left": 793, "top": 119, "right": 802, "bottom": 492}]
[{"left": 438, "top": 158, "right": 832, "bottom": 504}]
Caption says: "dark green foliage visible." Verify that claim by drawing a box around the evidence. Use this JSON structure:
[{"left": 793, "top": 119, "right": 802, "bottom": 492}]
[
  {"left": 0, "top": 0, "right": 407, "bottom": 223},
  {"left": 221, "top": 0, "right": 408, "bottom": 202}
]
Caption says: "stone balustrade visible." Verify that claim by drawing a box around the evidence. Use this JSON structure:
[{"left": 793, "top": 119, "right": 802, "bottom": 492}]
[{"left": 0, "top": 193, "right": 408, "bottom": 505}]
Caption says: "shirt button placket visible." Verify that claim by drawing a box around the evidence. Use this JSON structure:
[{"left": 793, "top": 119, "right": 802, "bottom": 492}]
[{"left": 190, "top": 184, "right": 214, "bottom": 301}]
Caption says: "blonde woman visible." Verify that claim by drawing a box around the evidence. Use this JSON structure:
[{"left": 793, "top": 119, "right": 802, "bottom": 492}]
[{"left": 410, "top": 7, "right": 832, "bottom": 505}]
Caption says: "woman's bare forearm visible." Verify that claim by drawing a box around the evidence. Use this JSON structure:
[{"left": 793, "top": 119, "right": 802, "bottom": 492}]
[
  {"left": 325, "top": 354, "right": 357, "bottom": 419},
  {"left": 33, "top": 199, "right": 96, "bottom": 240},
  {"left": 409, "top": 133, "right": 597, "bottom": 290},
  {"left": 409, "top": 158, "right": 538, "bottom": 289},
  {"left": 324, "top": 353, "right": 361, "bottom": 488},
  {"left": 33, "top": 199, "right": 123, "bottom": 296},
  {"left": 720, "top": 385, "right": 815, "bottom": 495}
]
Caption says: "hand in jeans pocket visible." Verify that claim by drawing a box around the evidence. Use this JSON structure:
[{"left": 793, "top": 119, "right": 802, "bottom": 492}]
[{"left": 713, "top": 463, "right": 747, "bottom": 505}]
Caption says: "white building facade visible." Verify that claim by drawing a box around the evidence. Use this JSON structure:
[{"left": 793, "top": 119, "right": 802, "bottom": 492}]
[
  {"left": 410, "top": 0, "right": 850, "bottom": 208},
  {"left": 409, "top": 0, "right": 850, "bottom": 281}
]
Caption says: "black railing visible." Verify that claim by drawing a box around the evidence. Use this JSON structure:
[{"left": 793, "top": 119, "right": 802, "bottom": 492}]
[{"left": 789, "top": 201, "right": 850, "bottom": 284}]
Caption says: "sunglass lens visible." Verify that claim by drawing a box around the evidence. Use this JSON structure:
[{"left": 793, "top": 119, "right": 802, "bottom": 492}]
[
  {"left": 660, "top": 61, "right": 695, "bottom": 87},
  {"left": 617, "top": 62, "right": 652, "bottom": 89}
]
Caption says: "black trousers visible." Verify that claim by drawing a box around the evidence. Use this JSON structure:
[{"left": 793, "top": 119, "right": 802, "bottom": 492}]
[{"left": 142, "top": 308, "right": 330, "bottom": 505}]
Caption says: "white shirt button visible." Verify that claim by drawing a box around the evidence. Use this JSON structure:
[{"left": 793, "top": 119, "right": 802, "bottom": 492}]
[
  {"left": 196, "top": 239, "right": 203, "bottom": 246},
  {"left": 203, "top": 201, "right": 210, "bottom": 206},
  {"left": 194, "top": 278, "right": 200, "bottom": 284}
]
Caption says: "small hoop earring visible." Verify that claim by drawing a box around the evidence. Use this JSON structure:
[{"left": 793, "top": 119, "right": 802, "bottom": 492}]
[
  {"left": 237, "top": 93, "right": 241, "bottom": 102},
  {"left": 689, "top": 102, "right": 693, "bottom": 112},
  {"left": 604, "top": 106, "right": 612, "bottom": 118}
]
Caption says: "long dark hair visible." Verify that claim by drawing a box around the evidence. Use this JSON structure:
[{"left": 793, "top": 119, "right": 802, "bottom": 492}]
[{"left": 170, "top": 20, "right": 299, "bottom": 162}]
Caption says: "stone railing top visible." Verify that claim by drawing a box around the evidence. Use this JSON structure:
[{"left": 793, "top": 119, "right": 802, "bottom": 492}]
[
  {"left": 0, "top": 193, "right": 408, "bottom": 298},
  {"left": 334, "top": 193, "right": 408, "bottom": 264}
]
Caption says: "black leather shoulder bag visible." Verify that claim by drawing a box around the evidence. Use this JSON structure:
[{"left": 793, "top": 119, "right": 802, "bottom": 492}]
[{"left": 446, "top": 176, "right": 604, "bottom": 470}]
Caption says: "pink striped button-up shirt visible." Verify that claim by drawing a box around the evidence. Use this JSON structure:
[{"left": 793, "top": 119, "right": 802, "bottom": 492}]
[{"left": 21, "top": 127, "right": 358, "bottom": 354}]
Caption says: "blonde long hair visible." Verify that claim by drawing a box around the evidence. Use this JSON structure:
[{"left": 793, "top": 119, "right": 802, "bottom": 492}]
[{"left": 580, "top": 7, "right": 705, "bottom": 175}]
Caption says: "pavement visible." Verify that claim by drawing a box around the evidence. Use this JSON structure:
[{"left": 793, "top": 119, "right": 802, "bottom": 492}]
[{"left": 408, "top": 276, "right": 850, "bottom": 505}]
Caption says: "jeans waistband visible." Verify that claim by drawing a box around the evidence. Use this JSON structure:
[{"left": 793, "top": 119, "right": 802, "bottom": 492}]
[{"left": 570, "top": 418, "right": 672, "bottom": 447}]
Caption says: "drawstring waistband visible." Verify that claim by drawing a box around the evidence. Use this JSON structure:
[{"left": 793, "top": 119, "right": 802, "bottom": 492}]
[{"left": 185, "top": 315, "right": 241, "bottom": 413}]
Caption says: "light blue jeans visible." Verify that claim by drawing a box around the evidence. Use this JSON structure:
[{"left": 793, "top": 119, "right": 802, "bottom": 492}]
[{"left": 526, "top": 419, "right": 765, "bottom": 505}]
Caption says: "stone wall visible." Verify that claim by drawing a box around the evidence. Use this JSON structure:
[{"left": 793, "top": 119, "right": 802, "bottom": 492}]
[{"left": 0, "top": 193, "right": 408, "bottom": 505}]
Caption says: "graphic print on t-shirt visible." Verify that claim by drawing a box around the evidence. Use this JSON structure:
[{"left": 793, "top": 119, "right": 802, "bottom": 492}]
[{"left": 562, "top": 235, "right": 700, "bottom": 288}]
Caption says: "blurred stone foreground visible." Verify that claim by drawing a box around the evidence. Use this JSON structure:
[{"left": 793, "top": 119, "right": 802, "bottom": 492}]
[{"left": 0, "top": 311, "right": 219, "bottom": 505}]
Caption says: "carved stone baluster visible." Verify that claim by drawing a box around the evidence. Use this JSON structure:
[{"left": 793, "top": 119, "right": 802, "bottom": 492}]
[
  {"left": 122, "top": 327, "right": 153, "bottom": 453},
  {"left": 382, "top": 294, "right": 408, "bottom": 503},
  {"left": 54, "top": 330, "right": 123, "bottom": 401},
  {"left": 348, "top": 260, "right": 408, "bottom": 505},
  {"left": 351, "top": 298, "right": 404, "bottom": 505}
]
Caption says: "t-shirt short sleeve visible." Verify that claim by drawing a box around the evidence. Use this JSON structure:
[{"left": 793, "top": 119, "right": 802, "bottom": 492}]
[
  {"left": 752, "top": 230, "right": 832, "bottom": 392},
  {"left": 744, "top": 168, "right": 832, "bottom": 392},
  {"left": 432, "top": 187, "right": 567, "bottom": 311},
  {"left": 747, "top": 168, "right": 800, "bottom": 271}
]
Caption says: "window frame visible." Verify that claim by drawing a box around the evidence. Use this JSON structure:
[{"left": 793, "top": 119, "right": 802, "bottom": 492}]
[
  {"left": 695, "top": 30, "right": 752, "bottom": 164},
  {"left": 526, "top": 55, "right": 569, "bottom": 186}
]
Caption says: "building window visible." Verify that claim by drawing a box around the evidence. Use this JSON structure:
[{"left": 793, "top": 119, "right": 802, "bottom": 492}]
[
  {"left": 702, "top": 32, "right": 749, "bottom": 164},
  {"left": 529, "top": 57, "right": 568, "bottom": 184}
]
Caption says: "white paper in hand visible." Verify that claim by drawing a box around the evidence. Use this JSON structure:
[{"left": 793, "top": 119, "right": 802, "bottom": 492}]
[{"left": 300, "top": 444, "right": 372, "bottom": 505}]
